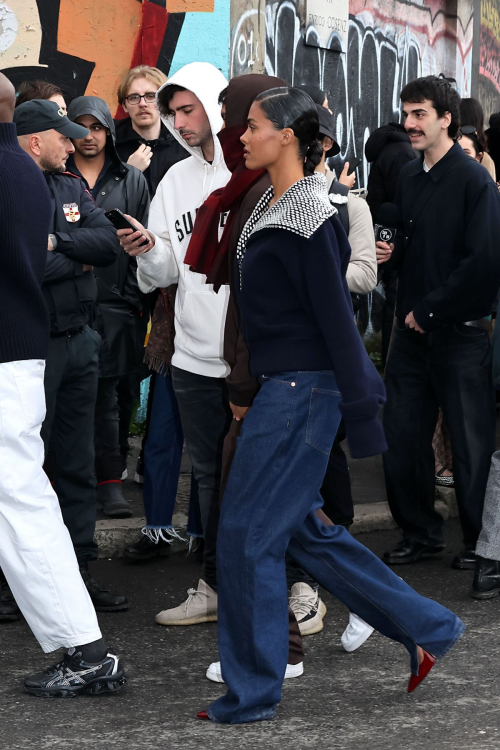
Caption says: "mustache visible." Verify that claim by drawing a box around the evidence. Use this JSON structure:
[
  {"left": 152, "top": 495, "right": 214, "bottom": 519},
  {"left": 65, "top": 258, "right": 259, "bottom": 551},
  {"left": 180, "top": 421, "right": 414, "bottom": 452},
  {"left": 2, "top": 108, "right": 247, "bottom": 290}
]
[{"left": 407, "top": 129, "right": 424, "bottom": 135}]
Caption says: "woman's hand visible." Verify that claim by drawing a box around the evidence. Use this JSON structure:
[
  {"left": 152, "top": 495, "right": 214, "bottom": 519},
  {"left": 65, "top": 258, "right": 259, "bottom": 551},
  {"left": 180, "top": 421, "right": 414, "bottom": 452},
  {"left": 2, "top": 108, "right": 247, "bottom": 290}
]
[{"left": 117, "top": 214, "right": 155, "bottom": 257}]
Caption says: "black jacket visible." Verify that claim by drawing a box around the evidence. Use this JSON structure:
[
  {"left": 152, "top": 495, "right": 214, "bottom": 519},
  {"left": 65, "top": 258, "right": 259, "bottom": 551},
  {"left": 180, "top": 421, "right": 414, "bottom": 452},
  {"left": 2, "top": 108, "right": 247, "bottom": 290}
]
[
  {"left": 365, "top": 123, "right": 417, "bottom": 221},
  {"left": 391, "top": 142, "right": 500, "bottom": 330},
  {"left": 67, "top": 96, "right": 151, "bottom": 377},
  {"left": 44, "top": 171, "right": 118, "bottom": 334},
  {"left": 114, "top": 117, "right": 188, "bottom": 196}
]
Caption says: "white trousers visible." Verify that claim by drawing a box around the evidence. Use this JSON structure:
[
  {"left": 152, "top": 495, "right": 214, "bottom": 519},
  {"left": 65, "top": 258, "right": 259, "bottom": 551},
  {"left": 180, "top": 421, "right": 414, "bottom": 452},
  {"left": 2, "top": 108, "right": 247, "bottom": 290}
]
[{"left": 0, "top": 359, "right": 101, "bottom": 652}]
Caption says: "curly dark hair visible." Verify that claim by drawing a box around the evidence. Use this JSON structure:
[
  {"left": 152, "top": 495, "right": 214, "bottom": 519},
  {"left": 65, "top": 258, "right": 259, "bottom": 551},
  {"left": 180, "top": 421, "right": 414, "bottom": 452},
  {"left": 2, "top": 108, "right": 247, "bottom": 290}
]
[{"left": 400, "top": 75, "right": 461, "bottom": 139}]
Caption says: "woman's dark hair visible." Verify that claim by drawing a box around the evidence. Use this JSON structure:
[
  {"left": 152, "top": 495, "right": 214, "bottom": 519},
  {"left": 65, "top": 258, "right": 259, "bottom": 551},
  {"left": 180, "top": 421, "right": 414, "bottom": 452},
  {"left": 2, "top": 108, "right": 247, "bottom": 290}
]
[
  {"left": 157, "top": 84, "right": 186, "bottom": 116},
  {"left": 254, "top": 87, "right": 323, "bottom": 175},
  {"left": 459, "top": 98, "right": 487, "bottom": 150},
  {"left": 458, "top": 130, "right": 483, "bottom": 158},
  {"left": 16, "top": 80, "right": 64, "bottom": 107},
  {"left": 400, "top": 75, "right": 461, "bottom": 139}
]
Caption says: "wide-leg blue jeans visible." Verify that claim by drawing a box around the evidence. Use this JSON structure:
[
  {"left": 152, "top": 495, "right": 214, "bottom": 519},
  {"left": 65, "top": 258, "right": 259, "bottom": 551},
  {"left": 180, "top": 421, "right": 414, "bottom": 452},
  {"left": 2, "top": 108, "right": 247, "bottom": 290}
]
[{"left": 208, "top": 371, "right": 464, "bottom": 724}]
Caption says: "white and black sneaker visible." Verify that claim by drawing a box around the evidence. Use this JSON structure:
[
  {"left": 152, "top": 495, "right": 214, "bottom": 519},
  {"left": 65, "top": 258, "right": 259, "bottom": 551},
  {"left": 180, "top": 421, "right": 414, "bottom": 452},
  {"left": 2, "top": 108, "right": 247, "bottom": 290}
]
[
  {"left": 24, "top": 648, "right": 126, "bottom": 698},
  {"left": 289, "top": 582, "right": 327, "bottom": 636}
]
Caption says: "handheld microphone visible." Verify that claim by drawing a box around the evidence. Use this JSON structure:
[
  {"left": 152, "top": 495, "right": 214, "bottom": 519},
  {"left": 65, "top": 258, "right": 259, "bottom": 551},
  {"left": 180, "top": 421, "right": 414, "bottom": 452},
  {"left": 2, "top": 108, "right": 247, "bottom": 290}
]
[{"left": 374, "top": 203, "right": 400, "bottom": 244}]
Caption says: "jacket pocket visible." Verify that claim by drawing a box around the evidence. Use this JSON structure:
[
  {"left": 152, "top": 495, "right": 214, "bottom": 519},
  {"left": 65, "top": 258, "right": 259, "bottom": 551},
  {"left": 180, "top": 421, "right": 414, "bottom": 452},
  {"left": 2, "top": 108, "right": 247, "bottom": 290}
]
[
  {"left": 305, "top": 388, "right": 341, "bottom": 455},
  {"left": 178, "top": 290, "right": 228, "bottom": 361}
]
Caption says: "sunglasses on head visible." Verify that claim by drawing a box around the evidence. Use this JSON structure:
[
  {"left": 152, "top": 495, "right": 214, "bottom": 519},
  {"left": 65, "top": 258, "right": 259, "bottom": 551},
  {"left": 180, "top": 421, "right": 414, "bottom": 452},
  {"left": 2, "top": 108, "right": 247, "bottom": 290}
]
[{"left": 460, "top": 125, "right": 478, "bottom": 136}]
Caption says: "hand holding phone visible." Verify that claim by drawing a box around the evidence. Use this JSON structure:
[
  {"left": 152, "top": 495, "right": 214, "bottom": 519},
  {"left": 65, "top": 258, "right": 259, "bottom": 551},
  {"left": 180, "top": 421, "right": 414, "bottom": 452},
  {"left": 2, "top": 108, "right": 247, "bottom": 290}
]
[{"left": 105, "top": 209, "right": 152, "bottom": 255}]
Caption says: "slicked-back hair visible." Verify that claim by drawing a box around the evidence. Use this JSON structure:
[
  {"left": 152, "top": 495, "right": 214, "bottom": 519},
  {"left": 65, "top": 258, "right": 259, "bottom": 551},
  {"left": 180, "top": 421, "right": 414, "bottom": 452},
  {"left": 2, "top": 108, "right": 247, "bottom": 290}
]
[{"left": 254, "top": 86, "right": 323, "bottom": 175}]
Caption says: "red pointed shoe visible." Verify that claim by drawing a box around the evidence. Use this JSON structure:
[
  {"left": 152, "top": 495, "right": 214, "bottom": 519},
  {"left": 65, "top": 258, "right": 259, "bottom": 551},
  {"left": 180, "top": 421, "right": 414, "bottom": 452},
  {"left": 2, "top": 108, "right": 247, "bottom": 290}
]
[
  {"left": 196, "top": 711, "right": 211, "bottom": 720},
  {"left": 408, "top": 651, "right": 436, "bottom": 693}
]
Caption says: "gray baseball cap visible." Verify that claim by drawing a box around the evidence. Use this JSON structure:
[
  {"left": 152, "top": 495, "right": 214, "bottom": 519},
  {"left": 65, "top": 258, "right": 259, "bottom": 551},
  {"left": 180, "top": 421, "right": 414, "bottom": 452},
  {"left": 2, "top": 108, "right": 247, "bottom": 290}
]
[{"left": 14, "top": 99, "right": 89, "bottom": 138}]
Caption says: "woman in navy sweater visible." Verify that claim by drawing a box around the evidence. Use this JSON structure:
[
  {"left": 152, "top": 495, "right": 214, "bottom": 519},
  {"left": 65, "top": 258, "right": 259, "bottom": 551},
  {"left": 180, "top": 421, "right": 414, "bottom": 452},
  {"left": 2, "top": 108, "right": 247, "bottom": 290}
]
[{"left": 199, "top": 88, "right": 464, "bottom": 725}]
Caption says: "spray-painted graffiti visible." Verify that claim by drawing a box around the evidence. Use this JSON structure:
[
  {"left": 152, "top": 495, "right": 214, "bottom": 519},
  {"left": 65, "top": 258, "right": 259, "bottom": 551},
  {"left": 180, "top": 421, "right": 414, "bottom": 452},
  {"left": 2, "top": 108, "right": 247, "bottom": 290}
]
[
  {"left": 231, "top": 0, "right": 473, "bottom": 185},
  {"left": 479, "top": 0, "right": 500, "bottom": 118},
  {"left": 0, "top": 0, "right": 229, "bottom": 110}
]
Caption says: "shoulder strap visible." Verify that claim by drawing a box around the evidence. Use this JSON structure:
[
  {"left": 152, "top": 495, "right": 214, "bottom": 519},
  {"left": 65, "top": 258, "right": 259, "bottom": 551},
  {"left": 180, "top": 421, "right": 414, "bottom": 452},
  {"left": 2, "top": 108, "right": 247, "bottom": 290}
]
[{"left": 328, "top": 182, "right": 350, "bottom": 235}]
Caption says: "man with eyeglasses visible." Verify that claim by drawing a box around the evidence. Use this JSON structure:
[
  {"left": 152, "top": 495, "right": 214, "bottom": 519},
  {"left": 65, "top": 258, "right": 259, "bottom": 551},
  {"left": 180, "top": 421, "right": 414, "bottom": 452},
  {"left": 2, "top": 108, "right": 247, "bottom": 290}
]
[{"left": 115, "top": 65, "right": 188, "bottom": 196}]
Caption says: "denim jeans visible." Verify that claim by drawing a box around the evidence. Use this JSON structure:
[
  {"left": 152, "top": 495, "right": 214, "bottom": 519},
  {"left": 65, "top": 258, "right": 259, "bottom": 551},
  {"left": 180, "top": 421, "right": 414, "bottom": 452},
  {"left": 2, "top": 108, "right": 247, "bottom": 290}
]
[
  {"left": 171, "top": 366, "right": 232, "bottom": 590},
  {"left": 383, "top": 322, "right": 496, "bottom": 547},
  {"left": 143, "top": 372, "right": 193, "bottom": 540},
  {"left": 209, "top": 371, "right": 464, "bottom": 724}
]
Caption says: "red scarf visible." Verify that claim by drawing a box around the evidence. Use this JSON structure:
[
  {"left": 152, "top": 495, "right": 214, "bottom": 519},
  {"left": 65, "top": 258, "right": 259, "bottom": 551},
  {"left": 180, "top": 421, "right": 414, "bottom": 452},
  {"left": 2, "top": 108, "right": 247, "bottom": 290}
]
[{"left": 184, "top": 124, "right": 265, "bottom": 291}]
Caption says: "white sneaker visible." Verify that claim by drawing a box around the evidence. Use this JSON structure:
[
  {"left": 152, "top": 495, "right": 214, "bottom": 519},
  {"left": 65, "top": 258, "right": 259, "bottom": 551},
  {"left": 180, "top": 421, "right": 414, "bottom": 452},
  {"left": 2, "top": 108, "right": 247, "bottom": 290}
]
[
  {"left": 155, "top": 579, "right": 218, "bottom": 626},
  {"left": 134, "top": 471, "right": 144, "bottom": 485},
  {"left": 206, "top": 660, "right": 304, "bottom": 683},
  {"left": 121, "top": 469, "right": 128, "bottom": 481},
  {"left": 289, "top": 582, "right": 327, "bottom": 636},
  {"left": 341, "top": 612, "right": 374, "bottom": 652}
]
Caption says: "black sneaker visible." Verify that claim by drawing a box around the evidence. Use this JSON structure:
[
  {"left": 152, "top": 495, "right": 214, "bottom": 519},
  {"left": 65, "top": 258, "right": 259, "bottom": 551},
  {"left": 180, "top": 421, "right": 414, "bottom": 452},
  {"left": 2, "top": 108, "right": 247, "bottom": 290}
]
[
  {"left": 123, "top": 534, "right": 172, "bottom": 561},
  {"left": 24, "top": 648, "right": 126, "bottom": 698},
  {"left": 0, "top": 578, "right": 21, "bottom": 622},
  {"left": 80, "top": 567, "right": 129, "bottom": 612}
]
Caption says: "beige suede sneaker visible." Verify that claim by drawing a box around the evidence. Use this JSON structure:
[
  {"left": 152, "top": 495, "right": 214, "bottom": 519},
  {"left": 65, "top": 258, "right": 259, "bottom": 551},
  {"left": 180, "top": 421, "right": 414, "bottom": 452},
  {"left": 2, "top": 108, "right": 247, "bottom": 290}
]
[{"left": 155, "top": 579, "right": 218, "bottom": 626}]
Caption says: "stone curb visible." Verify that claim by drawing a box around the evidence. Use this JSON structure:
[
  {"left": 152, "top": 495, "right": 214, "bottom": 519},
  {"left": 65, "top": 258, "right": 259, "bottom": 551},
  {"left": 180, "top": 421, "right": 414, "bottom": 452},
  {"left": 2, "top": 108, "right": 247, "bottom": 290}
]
[{"left": 96, "top": 487, "right": 459, "bottom": 558}]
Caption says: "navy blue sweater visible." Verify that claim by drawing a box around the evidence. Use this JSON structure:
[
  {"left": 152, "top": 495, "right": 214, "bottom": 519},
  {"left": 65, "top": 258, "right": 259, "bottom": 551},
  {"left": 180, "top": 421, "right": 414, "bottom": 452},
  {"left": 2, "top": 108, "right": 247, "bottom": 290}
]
[
  {"left": 0, "top": 124, "right": 51, "bottom": 364},
  {"left": 236, "top": 214, "right": 387, "bottom": 458}
]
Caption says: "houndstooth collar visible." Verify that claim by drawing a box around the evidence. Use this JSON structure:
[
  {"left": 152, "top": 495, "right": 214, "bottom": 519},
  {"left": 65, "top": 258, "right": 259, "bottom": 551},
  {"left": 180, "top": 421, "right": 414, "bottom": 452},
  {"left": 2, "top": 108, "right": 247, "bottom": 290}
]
[{"left": 236, "top": 173, "right": 338, "bottom": 289}]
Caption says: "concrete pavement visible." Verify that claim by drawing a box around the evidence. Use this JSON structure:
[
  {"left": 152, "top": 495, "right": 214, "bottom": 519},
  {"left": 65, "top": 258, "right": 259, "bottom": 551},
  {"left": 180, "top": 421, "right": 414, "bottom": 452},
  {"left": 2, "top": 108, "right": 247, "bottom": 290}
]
[{"left": 1, "top": 518, "right": 499, "bottom": 750}]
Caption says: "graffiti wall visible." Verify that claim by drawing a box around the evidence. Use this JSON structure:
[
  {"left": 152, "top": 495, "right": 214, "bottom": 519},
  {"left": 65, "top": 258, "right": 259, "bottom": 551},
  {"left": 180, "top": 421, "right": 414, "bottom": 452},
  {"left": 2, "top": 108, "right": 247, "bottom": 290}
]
[
  {"left": 0, "top": 0, "right": 230, "bottom": 111},
  {"left": 479, "top": 0, "right": 500, "bottom": 119},
  {"left": 231, "top": 0, "right": 474, "bottom": 184}
]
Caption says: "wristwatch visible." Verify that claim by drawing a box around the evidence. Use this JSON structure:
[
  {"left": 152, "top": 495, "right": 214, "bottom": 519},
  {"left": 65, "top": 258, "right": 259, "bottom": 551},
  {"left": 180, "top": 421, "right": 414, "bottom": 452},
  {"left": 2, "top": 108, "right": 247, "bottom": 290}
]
[{"left": 49, "top": 233, "right": 58, "bottom": 250}]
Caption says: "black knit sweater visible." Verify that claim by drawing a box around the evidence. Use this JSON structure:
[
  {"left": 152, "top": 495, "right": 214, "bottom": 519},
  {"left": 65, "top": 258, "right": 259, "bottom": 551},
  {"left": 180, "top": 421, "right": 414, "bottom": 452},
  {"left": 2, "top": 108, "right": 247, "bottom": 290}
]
[{"left": 0, "top": 123, "right": 51, "bottom": 363}]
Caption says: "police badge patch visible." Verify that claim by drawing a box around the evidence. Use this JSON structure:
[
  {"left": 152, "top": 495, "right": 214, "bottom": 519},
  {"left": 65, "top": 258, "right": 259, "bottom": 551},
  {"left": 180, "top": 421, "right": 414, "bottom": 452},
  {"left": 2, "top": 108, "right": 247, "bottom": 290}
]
[{"left": 63, "top": 203, "right": 81, "bottom": 222}]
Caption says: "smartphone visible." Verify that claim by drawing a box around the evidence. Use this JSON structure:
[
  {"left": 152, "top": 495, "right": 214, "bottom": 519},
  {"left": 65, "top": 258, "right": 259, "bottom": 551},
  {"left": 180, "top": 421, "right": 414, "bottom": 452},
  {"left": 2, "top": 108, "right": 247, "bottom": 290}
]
[
  {"left": 336, "top": 156, "right": 362, "bottom": 181},
  {"left": 105, "top": 208, "right": 150, "bottom": 248}
]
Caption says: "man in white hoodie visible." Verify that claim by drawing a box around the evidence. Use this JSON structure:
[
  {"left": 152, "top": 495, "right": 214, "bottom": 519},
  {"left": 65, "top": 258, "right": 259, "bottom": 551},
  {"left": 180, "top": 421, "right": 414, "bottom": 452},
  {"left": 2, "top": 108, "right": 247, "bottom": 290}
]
[{"left": 118, "top": 62, "right": 231, "bottom": 625}]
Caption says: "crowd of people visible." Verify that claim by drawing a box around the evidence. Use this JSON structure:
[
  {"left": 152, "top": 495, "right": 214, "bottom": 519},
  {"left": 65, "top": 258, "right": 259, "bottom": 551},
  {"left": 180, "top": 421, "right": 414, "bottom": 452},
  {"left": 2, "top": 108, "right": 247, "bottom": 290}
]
[{"left": 1, "top": 60, "right": 500, "bottom": 723}]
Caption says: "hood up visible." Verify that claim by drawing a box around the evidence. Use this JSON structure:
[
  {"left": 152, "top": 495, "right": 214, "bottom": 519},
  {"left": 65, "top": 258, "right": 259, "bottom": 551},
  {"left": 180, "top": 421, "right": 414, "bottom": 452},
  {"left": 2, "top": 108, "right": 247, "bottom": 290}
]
[
  {"left": 155, "top": 62, "right": 228, "bottom": 168},
  {"left": 67, "top": 95, "right": 123, "bottom": 168},
  {"left": 365, "top": 122, "right": 411, "bottom": 163}
]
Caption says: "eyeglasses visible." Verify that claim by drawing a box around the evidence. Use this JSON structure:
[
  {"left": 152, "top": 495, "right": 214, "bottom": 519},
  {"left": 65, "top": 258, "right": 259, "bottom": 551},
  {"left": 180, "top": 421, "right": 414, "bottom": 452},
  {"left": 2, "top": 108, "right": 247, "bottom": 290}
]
[
  {"left": 124, "top": 92, "right": 157, "bottom": 105},
  {"left": 460, "top": 125, "right": 478, "bottom": 136}
]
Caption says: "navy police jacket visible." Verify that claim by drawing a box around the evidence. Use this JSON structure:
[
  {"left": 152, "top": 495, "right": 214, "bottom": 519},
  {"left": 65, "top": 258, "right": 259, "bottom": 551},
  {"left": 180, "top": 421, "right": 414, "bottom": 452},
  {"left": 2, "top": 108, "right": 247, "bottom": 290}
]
[{"left": 43, "top": 171, "right": 119, "bottom": 333}]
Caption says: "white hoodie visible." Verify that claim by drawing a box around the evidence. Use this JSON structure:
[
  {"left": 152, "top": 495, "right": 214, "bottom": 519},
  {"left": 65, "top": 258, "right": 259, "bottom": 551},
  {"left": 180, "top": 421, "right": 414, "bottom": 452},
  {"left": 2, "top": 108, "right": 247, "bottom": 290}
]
[{"left": 137, "top": 62, "right": 231, "bottom": 378}]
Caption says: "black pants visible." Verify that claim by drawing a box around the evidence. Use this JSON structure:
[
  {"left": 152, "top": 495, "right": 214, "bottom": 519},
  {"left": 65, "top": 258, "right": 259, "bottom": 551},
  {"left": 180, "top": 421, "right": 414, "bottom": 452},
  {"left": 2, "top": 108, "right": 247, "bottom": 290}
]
[
  {"left": 41, "top": 326, "right": 100, "bottom": 564},
  {"left": 95, "top": 375, "right": 122, "bottom": 483},
  {"left": 171, "top": 366, "right": 232, "bottom": 589},
  {"left": 116, "top": 370, "right": 141, "bottom": 465},
  {"left": 383, "top": 322, "right": 496, "bottom": 548}
]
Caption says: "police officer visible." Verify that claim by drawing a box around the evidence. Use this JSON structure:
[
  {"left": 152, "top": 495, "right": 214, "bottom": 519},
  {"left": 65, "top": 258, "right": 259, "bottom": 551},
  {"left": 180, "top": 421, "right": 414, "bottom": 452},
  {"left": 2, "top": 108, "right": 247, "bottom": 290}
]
[{"left": 14, "top": 100, "right": 128, "bottom": 612}]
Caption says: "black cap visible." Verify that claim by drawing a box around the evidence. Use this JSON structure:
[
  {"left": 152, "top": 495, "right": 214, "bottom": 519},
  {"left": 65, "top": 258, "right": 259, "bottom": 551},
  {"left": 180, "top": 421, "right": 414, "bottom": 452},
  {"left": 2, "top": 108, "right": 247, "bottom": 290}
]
[
  {"left": 14, "top": 99, "right": 89, "bottom": 138},
  {"left": 315, "top": 104, "right": 340, "bottom": 157}
]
